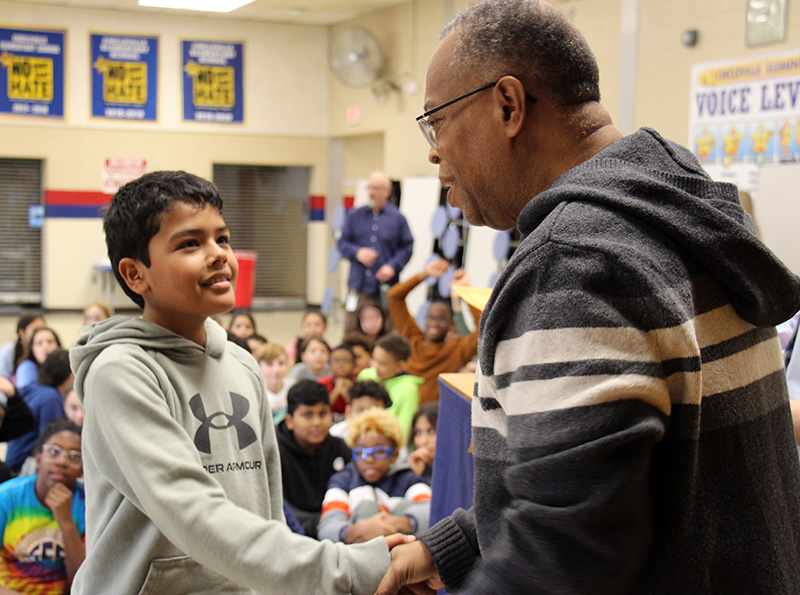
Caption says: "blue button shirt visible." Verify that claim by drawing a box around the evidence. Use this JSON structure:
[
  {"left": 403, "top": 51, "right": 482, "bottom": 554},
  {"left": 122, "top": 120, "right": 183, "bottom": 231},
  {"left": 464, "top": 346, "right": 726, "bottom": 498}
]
[{"left": 337, "top": 204, "right": 414, "bottom": 294}]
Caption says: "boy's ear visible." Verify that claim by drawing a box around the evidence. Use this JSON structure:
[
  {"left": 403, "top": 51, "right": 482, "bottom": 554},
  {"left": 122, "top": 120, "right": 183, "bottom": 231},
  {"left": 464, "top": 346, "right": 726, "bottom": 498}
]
[
  {"left": 284, "top": 413, "right": 294, "bottom": 431},
  {"left": 118, "top": 257, "right": 150, "bottom": 298}
]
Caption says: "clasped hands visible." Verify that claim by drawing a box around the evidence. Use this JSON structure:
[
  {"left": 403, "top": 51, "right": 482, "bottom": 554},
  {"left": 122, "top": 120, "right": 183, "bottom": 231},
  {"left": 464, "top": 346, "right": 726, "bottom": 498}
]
[
  {"left": 377, "top": 537, "right": 443, "bottom": 595},
  {"left": 356, "top": 248, "right": 395, "bottom": 281}
]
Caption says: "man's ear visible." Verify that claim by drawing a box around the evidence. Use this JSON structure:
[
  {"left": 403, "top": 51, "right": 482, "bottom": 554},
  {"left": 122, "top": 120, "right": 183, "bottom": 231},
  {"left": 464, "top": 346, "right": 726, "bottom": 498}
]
[
  {"left": 493, "top": 76, "right": 529, "bottom": 138},
  {"left": 118, "top": 257, "right": 150, "bottom": 298}
]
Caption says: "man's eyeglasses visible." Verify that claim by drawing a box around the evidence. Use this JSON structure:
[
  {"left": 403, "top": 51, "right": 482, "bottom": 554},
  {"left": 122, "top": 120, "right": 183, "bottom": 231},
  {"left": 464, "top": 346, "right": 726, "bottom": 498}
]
[
  {"left": 416, "top": 80, "right": 537, "bottom": 148},
  {"left": 42, "top": 443, "right": 82, "bottom": 467},
  {"left": 352, "top": 446, "right": 396, "bottom": 461}
]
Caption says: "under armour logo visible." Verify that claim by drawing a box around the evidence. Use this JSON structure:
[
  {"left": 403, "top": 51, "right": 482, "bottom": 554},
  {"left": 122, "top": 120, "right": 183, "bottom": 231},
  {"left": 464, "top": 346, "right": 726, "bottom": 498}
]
[{"left": 190, "top": 392, "right": 257, "bottom": 454}]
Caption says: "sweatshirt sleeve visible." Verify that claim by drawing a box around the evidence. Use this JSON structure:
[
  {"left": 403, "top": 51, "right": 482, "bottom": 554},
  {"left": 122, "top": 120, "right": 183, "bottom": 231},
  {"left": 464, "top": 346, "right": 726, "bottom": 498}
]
[
  {"left": 387, "top": 273, "right": 427, "bottom": 342},
  {"left": 82, "top": 349, "right": 390, "bottom": 595}
]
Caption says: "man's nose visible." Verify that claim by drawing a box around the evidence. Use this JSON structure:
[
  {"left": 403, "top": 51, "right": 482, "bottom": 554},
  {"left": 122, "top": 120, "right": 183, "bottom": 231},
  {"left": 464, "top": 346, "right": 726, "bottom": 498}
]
[{"left": 428, "top": 146, "right": 440, "bottom": 165}]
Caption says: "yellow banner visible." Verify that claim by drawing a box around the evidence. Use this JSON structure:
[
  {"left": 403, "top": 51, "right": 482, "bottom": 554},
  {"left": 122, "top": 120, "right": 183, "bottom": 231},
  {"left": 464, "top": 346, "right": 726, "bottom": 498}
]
[
  {"left": 0, "top": 52, "right": 53, "bottom": 101},
  {"left": 453, "top": 285, "right": 493, "bottom": 312},
  {"left": 94, "top": 58, "right": 147, "bottom": 105},
  {"left": 699, "top": 55, "right": 800, "bottom": 86},
  {"left": 184, "top": 60, "right": 235, "bottom": 108}
]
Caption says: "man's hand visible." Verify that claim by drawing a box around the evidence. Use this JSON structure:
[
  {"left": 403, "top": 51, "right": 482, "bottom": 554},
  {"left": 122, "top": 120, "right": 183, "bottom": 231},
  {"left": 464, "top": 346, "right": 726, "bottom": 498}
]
[
  {"left": 376, "top": 264, "right": 396, "bottom": 282},
  {"left": 44, "top": 482, "right": 75, "bottom": 526},
  {"left": 357, "top": 247, "right": 379, "bottom": 267},
  {"left": 374, "top": 540, "right": 443, "bottom": 595},
  {"left": 424, "top": 258, "right": 450, "bottom": 279}
]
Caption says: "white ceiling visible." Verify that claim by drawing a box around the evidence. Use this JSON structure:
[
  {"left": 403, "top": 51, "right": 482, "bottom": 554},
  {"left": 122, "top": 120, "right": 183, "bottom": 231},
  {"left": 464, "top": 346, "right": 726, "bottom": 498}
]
[{"left": 5, "top": 0, "right": 410, "bottom": 25}]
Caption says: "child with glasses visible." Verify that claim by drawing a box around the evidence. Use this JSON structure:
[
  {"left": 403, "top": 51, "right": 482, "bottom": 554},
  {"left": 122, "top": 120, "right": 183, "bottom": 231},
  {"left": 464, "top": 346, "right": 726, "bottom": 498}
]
[
  {"left": 0, "top": 418, "right": 85, "bottom": 594},
  {"left": 318, "top": 408, "right": 430, "bottom": 545}
]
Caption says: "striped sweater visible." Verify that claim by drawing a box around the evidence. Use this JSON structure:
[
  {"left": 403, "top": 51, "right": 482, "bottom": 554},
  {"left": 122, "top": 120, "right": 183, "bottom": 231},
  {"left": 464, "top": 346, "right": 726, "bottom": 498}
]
[{"left": 420, "top": 128, "right": 800, "bottom": 594}]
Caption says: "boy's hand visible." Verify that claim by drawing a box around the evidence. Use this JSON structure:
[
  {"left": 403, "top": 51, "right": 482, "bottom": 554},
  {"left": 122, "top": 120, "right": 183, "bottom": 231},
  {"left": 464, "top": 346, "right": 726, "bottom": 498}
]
[
  {"left": 44, "top": 483, "right": 75, "bottom": 526},
  {"left": 333, "top": 377, "right": 354, "bottom": 392},
  {"left": 424, "top": 258, "right": 450, "bottom": 279},
  {"left": 345, "top": 512, "right": 397, "bottom": 543}
]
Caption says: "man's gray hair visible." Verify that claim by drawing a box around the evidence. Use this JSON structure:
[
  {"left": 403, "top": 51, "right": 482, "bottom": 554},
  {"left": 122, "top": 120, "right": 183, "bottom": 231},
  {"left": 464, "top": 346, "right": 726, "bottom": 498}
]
[{"left": 442, "top": 0, "right": 600, "bottom": 105}]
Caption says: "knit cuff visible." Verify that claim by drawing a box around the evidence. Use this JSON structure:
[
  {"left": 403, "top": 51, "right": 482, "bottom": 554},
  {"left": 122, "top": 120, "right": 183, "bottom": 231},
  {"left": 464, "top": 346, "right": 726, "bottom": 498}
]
[{"left": 419, "top": 514, "right": 479, "bottom": 592}]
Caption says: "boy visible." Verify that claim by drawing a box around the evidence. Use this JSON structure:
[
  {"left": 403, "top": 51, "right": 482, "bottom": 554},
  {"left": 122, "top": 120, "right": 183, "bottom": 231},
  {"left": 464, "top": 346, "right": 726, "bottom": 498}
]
[
  {"left": 387, "top": 257, "right": 481, "bottom": 404},
  {"left": 357, "top": 335, "right": 422, "bottom": 435},
  {"left": 70, "top": 171, "right": 402, "bottom": 594},
  {"left": 330, "top": 380, "right": 393, "bottom": 440},
  {"left": 318, "top": 408, "right": 430, "bottom": 544},
  {"left": 254, "top": 342, "right": 294, "bottom": 424},
  {"left": 276, "top": 380, "right": 351, "bottom": 538}
]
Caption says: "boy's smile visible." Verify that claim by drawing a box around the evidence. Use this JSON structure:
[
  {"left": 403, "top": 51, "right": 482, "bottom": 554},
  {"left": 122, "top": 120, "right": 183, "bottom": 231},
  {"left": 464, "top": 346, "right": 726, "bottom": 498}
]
[{"left": 123, "top": 201, "right": 238, "bottom": 344}]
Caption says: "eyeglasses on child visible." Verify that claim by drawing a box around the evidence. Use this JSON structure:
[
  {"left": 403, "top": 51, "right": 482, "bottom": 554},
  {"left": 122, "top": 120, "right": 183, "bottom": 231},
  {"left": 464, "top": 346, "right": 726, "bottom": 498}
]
[{"left": 352, "top": 446, "right": 396, "bottom": 461}]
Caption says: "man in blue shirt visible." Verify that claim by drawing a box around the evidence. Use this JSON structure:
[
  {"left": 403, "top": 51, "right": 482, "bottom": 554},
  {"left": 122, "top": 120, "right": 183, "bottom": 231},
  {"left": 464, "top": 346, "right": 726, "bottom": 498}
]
[{"left": 338, "top": 171, "right": 414, "bottom": 333}]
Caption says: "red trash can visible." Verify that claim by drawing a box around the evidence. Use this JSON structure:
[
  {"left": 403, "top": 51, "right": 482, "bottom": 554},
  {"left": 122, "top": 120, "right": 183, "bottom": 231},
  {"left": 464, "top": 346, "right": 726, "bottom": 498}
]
[{"left": 233, "top": 251, "right": 257, "bottom": 308}]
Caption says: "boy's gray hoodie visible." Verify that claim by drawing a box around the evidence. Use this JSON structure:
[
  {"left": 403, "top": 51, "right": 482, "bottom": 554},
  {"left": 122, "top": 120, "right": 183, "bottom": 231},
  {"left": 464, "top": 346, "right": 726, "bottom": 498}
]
[{"left": 70, "top": 315, "right": 389, "bottom": 595}]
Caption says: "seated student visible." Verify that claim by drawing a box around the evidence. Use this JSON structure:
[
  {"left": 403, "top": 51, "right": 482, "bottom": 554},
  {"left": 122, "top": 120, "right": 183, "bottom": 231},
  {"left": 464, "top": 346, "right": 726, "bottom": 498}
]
[
  {"left": 70, "top": 171, "right": 401, "bottom": 594},
  {"left": 81, "top": 301, "right": 111, "bottom": 327},
  {"left": 254, "top": 342, "right": 295, "bottom": 424},
  {"left": 354, "top": 304, "right": 390, "bottom": 349},
  {"left": 318, "top": 408, "right": 431, "bottom": 544},
  {"left": 286, "top": 309, "right": 328, "bottom": 364},
  {"left": 246, "top": 333, "right": 268, "bottom": 355},
  {"left": 288, "top": 336, "right": 331, "bottom": 382},
  {"left": 387, "top": 257, "right": 480, "bottom": 404},
  {"left": 407, "top": 402, "right": 438, "bottom": 485},
  {"left": 0, "top": 311, "right": 45, "bottom": 382},
  {"left": 0, "top": 378, "right": 34, "bottom": 484},
  {"left": 318, "top": 344, "right": 357, "bottom": 417},
  {"left": 342, "top": 333, "right": 372, "bottom": 377},
  {"left": 276, "top": 380, "right": 352, "bottom": 539},
  {"left": 0, "top": 418, "right": 86, "bottom": 594},
  {"left": 15, "top": 328, "right": 62, "bottom": 390},
  {"left": 62, "top": 389, "right": 84, "bottom": 429},
  {"left": 357, "top": 335, "right": 422, "bottom": 436},
  {"left": 330, "top": 381, "right": 393, "bottom": 441},
  {"left": 6, "top": 349, "right": 73, "bottom": 475},
  {"left": 227, "top": 310, "right": 257, "bottom": 340}
]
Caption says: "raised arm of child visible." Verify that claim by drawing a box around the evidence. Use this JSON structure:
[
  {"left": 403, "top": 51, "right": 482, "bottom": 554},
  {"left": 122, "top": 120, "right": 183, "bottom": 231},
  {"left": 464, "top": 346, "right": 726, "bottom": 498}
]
[{"left": 387, "top": 258, "right": 451, "bottom": 340}]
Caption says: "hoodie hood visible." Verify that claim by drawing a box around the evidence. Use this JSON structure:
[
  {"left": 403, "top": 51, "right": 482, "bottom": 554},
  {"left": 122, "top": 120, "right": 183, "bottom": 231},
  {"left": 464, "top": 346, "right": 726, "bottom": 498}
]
[
  {"left": 519, "top": 128, "right": 800, "bottom": 327},
  {"left": 70, "top": 315, "right": 228, "bottom": 403}
]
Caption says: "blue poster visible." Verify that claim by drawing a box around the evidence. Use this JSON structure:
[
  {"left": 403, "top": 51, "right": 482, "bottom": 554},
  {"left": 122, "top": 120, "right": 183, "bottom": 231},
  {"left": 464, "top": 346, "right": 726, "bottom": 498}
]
[
  {"left": 182, "top": 40, "right": 243, "bottom": 123},
  {"left": 0, "top": 27, "right": 65, "bottom": 118},
  {"left": 91, "top": 34, "right": 158, "bottom": 121}
]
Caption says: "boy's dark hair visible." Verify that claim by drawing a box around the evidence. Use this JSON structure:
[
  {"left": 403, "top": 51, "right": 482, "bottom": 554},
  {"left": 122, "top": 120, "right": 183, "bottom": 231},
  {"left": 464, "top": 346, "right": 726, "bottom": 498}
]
[
  {"left": 34, "top": 417, "right": 82, "bottom": 454},
  {"left": 104, "top": 171, "right": 224, "bottom": 308},
  {"left": 331, "top": 344, "right": 355, "bottom": 359},
  {"left": 37, "top": 348, "right": 72, "bottom": 387},
  {"left": 375, "top": 334, "right": 411, "bottom": 362},
  {"left": 342, "top": 332, "right": 372, "bottom": 354},
  {"left": 298, "top": 336, "right": 331, "bottom": 356},
  {"left": 287, "top": 380, "right": 331, "bottom": 415},
  {"left": 348, "top": 380, "right": 392, "bottom": 408},
  {"left": 429, "top": 299, "right": 454, "bottom": 318}
]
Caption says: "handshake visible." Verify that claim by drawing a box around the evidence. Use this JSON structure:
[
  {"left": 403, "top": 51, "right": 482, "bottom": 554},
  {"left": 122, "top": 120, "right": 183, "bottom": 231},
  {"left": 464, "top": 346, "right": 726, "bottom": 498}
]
[{"left": 376, "top": 535, "right": 444, "bottom": 595}]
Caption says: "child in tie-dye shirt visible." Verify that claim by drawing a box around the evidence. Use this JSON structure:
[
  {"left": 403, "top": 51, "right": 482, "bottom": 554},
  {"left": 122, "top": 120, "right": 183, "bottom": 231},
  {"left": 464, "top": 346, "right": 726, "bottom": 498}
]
[{"left": 0, "top": 419, "right": 85, "bottom": 594}]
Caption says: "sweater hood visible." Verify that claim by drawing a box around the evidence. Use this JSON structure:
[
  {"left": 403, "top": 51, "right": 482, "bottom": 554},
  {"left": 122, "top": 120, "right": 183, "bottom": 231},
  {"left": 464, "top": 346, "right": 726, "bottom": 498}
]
[
  {"left": 519, "top": 127, "right": 800, "bottom": 327},
  {"left": 69, "top": 315, "right": 228, "bottom": 403}
]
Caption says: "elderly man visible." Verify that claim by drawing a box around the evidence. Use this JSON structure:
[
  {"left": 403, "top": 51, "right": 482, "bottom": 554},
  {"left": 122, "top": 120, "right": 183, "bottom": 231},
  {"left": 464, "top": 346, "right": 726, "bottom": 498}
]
[
  {"left": 337, "top": 170, "right": 413, "bottom": 333},
  {"left": 377, "top": 1, "right": 800, "bottom": 593}
]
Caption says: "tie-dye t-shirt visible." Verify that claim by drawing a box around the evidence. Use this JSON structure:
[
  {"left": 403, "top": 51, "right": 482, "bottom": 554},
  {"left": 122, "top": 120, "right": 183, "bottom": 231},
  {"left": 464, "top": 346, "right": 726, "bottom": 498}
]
[{"left": 0, "top": 475, "right": 86, "bottom": 594}]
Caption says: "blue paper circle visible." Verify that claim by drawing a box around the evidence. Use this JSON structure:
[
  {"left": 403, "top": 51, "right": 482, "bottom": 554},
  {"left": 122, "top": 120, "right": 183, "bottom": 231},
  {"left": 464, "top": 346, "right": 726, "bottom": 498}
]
[
  {"left": 415, "top": 301, "right": 430, "bottom": 330},
  {"left": 321, "top": 287, "right": 335, "bottom": 314},
  {"left": 332, "top": 205, "right": 347, "bottom": 232},
  {"left": 424, "top": 254, "right": 439, "bottom": 285},
  {"left": 431, "top": 205, "right": 448, "bottom": 237},
  {"left": 442, "top": 225, "right": 461, "bottom": 260},
  {"left": 437, "top": 266, "right": 455, "bottom": 298},
  {"left": 446, "top": 203, "right": 462, "bottom": 220},
  {"left": 493, "top": 230, "right": 511, "bottom": 261},
  {"left": 327, "top": 246, "right": 341, "bottom": 273}
]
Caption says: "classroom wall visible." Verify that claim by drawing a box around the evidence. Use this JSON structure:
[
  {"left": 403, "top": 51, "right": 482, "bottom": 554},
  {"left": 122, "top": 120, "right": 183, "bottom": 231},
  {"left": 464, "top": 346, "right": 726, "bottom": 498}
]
[{"left": 0, "top": 0, "right": 331, "bottom": 309}]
